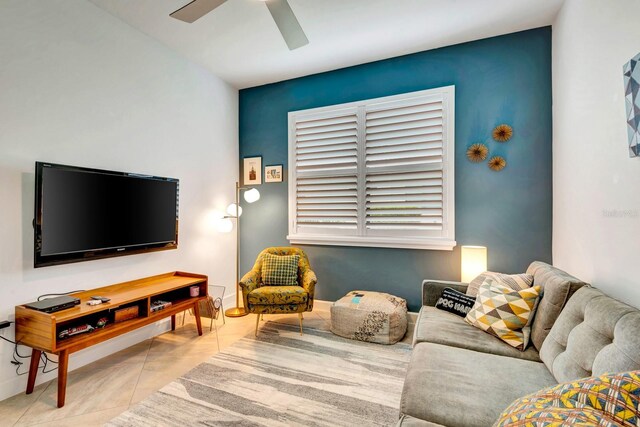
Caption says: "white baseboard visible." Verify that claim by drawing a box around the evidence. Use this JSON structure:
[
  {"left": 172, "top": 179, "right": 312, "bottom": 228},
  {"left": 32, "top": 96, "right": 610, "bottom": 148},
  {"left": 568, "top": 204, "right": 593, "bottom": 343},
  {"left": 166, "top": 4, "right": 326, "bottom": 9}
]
[
  {"left": 313, "top": 299, "right": 333, "bottom": 311},
  {"left": 408, "top": 311, "right": 418, "bottom": 323},
  {"left": 221, "top": 292, "right": 237, "bottom": 312},
  {"left": 219, "top": 296, "right": 336, "bottom": 313}
]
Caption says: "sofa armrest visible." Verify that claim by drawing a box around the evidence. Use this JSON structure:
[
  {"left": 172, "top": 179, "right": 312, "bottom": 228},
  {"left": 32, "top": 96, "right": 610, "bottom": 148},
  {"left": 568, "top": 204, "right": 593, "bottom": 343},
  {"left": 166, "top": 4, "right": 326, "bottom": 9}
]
[{"left": 421, "top": 280, "right": 469, "bottom": 307}]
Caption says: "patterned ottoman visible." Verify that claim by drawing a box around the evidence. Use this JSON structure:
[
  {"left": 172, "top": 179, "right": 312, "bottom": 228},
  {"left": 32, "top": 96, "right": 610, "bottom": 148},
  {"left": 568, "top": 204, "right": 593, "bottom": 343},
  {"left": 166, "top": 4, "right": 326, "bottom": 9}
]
[{"left": 330, "top": 290, "right": 408, "bottom": 344}]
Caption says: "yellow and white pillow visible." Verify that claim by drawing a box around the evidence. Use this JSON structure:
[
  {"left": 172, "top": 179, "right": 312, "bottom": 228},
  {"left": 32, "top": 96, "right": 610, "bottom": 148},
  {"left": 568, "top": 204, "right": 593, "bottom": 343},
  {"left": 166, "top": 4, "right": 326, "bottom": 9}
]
[{"left": 465, "top": 278, "right": 541, "bottom": 351}]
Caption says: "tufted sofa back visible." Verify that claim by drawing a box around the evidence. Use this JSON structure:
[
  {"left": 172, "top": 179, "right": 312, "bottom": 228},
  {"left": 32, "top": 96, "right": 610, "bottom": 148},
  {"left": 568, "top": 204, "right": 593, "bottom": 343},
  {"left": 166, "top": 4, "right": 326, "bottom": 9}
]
[
  {"left": 540, "top": 286, "right": 640, "bottom": 382},
  {"left": 526, "top": 261, "right": 587, "bottom": 350}
]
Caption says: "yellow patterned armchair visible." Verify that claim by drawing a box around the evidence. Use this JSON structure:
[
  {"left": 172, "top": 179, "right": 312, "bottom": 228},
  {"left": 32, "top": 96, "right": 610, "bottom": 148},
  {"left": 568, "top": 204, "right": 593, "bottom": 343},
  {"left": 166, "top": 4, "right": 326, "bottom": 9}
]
[{"left": 240, "top": 247, "right": 317, "bottom": 336}]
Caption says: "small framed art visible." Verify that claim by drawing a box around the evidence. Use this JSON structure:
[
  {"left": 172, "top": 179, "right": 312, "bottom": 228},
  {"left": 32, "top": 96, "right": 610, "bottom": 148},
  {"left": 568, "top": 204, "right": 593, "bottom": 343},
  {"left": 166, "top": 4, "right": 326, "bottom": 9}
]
[
  {"left": 265, "top": 165, "right": 283, "bottom": 183},
  {"left": 243, "top": 156, "right": 262, "bottom": 185}
]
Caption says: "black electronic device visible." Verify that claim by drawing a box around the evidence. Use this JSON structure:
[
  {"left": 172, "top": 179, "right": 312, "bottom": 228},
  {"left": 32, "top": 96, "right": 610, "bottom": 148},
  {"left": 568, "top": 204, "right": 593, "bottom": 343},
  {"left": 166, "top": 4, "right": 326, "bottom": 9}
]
[
  {"left": 34, "top": 162, "right": 179, "bottom": 268},
  {"left": 24, "top": 295, "right": 81, "bottom": 313}
]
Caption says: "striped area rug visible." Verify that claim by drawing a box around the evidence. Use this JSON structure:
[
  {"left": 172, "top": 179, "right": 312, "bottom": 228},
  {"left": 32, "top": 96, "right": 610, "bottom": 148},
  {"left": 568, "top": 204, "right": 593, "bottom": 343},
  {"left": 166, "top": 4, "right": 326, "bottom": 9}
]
[{"left": 107, "top": 321, "right": 411, "bottom": 426}]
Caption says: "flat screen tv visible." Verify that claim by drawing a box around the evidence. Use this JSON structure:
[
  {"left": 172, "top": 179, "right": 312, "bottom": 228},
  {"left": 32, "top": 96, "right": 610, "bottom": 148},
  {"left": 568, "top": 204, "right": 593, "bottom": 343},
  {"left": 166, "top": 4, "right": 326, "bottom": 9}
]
[{"left": 34, "top": 162, "right": 179, "bottom": 268}]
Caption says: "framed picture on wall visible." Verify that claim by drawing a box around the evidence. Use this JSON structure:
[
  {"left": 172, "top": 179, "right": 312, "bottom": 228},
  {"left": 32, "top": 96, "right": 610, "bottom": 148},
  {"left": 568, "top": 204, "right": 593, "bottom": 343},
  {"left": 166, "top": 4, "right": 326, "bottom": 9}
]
[
  {"left": 243, "top": 156, "right": 262, "bottom": 185},
  {"left": 265, "top": 165, "right": 283, "bottom": 183}
]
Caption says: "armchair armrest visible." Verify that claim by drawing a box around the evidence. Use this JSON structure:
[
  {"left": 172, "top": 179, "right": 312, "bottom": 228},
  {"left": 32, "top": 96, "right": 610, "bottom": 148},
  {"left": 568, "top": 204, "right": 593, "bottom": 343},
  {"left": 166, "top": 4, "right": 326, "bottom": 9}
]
[
  {"left": 301, "top": 269, "right": 317, "bottom": 298},
  {"left": 239, "top": 269, "right": 260, "bottom": 309},
  {"left": 422, "top": 280, "right": 469, "bottom": 307}
]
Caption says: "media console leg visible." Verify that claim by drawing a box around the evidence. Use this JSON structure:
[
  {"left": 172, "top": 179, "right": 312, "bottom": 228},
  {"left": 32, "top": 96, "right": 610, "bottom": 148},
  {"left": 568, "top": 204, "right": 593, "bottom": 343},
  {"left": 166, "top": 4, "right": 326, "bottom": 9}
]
[
  {"left": 171, "top": 314, "right": 176, "bottom": 331},
  {"left": 57, "top": 350, "right": 69, "bottom": 408},
  {"left": 194, "top": 302, "right": 203, "bottom": 336},
  {"left": 26, "top": 349, "right": 42, "bottom": 394}
]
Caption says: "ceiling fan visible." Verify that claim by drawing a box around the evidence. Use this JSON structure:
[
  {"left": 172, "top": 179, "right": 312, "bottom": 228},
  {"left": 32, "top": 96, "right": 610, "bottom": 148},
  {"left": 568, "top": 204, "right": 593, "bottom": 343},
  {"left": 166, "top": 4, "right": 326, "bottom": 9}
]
[{"left": 170, "top": 0, "right": 309, "bottom": 50}]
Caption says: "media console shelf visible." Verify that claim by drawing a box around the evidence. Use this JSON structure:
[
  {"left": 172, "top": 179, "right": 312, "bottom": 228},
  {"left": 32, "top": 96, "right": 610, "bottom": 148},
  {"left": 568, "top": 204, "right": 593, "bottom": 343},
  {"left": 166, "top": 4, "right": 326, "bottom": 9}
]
[{"left": 15, "top": 271, "right": 208, "bottom": 408}]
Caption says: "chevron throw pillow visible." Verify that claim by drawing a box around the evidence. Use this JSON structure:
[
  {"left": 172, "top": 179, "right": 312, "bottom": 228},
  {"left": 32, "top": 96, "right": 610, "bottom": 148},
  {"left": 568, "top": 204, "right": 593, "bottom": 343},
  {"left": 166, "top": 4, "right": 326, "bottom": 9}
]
[
  {"left": 465, "top": 278, "right": 541, "bottom": 350},
  {"left": 261, "top": 253, "right": 300, "bottom": 286}
]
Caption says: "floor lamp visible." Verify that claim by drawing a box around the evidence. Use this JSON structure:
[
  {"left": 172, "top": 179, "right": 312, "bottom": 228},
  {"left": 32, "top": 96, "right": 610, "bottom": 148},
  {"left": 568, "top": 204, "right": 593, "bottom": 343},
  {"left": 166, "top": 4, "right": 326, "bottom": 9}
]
[{"left": 220, "top": 181, "right": 260, "bottom": 318}]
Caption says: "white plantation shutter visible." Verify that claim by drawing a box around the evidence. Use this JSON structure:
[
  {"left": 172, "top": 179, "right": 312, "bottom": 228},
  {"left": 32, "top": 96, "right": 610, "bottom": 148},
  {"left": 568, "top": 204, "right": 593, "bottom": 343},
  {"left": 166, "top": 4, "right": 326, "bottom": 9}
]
[
  {"left": 293, "top": 108, "right": 359, "bottom": 235},
  {"left": 288, "top": 86, "right": 455, "bottom": 250},
  {"left": 364, "top": 94, "right": 449, "bottom": 238}
]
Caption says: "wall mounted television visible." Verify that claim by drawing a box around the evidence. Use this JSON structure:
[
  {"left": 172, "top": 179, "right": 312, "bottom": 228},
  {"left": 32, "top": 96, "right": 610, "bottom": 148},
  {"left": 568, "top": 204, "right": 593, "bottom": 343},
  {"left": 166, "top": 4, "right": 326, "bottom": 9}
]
[{"left": 34, "top": 162, "right": 179, "bottom": 268}]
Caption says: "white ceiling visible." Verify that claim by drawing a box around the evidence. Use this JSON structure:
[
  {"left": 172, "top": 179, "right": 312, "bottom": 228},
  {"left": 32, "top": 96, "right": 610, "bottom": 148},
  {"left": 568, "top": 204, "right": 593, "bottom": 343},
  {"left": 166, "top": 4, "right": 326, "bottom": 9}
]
[{"left": 89, "top": 0, "right": 564, "bottom": 89}]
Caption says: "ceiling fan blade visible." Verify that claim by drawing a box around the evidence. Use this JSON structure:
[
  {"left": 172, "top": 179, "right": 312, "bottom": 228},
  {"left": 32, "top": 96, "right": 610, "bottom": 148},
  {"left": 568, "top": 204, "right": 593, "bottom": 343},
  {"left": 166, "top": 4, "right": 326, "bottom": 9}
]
[
  {"left": 265, "top": 0, "right": 309, "bottom": 50},
  {"left": 170, "top": 0, "right": 227, "bottom": 23}
]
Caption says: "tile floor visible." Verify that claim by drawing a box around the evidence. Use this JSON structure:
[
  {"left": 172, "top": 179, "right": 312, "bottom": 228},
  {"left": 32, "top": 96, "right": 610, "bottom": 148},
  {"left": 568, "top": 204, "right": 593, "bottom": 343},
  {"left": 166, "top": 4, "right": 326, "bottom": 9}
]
[{"left": 0, "top": 306, "right": 414, "bottom": 426}]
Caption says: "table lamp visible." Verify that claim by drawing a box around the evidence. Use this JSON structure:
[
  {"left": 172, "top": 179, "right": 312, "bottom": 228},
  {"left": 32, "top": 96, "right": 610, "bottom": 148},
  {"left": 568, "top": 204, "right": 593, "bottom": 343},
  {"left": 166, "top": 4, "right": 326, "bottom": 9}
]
[{"left": 461, "top": 246, "right": 487, "bottom": 283}]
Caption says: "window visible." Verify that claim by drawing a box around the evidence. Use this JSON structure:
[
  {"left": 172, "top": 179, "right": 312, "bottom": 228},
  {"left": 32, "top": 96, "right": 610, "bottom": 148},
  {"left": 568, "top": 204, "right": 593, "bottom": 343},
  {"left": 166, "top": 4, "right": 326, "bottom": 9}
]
[{"left": 287, "top": 86, "right": 455, "bottom": 250}]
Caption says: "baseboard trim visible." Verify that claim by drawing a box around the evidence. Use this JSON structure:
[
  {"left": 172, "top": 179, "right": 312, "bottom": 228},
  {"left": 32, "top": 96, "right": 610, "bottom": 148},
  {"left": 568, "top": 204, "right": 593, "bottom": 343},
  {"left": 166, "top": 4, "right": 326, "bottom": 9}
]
[
  {"left": 222, "top": 292, "right": 237, "bottom": 312},
  {"left": 220, "top": 296, "right": 418, "bottom": 322},
  {"left": 313, "top": 299, "right": 333, "bottom": 311}
]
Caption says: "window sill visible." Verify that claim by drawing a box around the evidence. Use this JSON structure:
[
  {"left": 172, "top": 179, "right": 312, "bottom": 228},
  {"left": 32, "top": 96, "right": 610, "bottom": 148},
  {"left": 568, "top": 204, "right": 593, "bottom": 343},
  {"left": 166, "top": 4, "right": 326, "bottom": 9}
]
[{"left": 287, "top": 234, "right": 456, "bottom": 251}]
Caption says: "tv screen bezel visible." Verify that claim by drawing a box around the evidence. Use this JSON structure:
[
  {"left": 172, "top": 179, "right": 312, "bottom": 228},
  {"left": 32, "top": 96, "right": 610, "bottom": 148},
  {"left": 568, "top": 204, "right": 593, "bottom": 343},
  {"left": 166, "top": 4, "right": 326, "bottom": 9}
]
[{"left": 34, "top": 162, "right": 179, "bottom": 268}]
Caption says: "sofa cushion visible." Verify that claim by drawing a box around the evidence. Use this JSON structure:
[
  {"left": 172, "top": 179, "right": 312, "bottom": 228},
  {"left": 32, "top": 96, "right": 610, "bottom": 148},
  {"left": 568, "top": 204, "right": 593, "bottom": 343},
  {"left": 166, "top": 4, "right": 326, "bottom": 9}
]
[
  {"left": 413, "top": 306, "right": 541, "bottom": 362},
  {"left": 400, "top": 343, "right": 556, "bottom": 427},
  {"left": 526, "top": 261, "right": 587, "bottom": 350},
  {"left": 247, "top": 285, "right": 308, "bottom": 305},
  {"left": 495, "top": 370, "right": 640, "bottom": 427},
  {"left": 540, "top": 286, "right": 640, "bottom": 383},
  {"left": 467, "top": 272, "right": 533, "bottom": 297}
]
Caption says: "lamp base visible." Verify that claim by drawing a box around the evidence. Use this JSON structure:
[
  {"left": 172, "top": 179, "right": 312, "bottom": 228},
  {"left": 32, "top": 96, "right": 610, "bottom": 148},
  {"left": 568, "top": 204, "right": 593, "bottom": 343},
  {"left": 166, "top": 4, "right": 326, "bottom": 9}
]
[{"left": 225, "top": 307, "right": 249, "bottom": 318}]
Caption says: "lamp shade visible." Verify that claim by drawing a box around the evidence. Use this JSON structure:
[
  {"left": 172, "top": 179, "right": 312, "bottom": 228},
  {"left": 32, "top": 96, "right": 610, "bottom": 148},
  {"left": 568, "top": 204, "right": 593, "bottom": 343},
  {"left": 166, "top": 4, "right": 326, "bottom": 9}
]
[
  {"left": 217, "top": 218, "right": 234, "bottom": 233},
  {"left": 461, "top": 246, "right": 487, "bottom": 283},
  {"left": 226, "top": 203, "right": 242, "bottom": 217},
  {"left": 243, "top": 188, "right": 260, "bottom": 203}
]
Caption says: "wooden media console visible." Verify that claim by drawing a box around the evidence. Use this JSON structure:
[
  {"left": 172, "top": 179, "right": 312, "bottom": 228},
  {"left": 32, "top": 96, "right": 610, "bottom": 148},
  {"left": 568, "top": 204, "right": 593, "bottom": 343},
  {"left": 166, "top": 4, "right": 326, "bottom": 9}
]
[{"left": 14, "top": 271, "right": 208, "bottom": 408}]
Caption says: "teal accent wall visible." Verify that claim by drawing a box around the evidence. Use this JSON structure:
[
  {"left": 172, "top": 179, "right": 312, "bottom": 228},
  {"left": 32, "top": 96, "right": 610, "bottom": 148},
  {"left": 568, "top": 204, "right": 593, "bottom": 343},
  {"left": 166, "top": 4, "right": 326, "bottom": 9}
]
[{"left": 239, "top": 27, "right": 552, "bottom": 311}]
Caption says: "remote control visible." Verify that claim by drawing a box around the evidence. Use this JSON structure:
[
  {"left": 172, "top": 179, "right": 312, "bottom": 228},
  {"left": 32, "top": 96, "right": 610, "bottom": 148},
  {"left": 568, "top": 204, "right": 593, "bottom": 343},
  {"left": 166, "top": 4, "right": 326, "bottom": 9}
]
[
  {"left": 91, "top": 296, "right": 111, "bottom": 303},
  {"left": 86, "top": 300, "right": 102, "bottom": 306}
]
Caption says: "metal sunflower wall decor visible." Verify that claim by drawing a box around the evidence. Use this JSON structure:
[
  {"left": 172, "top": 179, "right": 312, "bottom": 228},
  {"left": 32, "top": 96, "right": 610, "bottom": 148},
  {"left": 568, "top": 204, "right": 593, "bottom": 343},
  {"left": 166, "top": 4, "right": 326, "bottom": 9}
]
[
  {"left": 488, "top": 156, "right": 507, "bottom": 172},
  {"left": 466, "top": 143, "right": 489, "bottom": 162},
  {"left": 492, "top": 124, "right": 513, "bottom": 142},
  {"left": 467, "top": 123, "right": 512, "bottom": 171}
]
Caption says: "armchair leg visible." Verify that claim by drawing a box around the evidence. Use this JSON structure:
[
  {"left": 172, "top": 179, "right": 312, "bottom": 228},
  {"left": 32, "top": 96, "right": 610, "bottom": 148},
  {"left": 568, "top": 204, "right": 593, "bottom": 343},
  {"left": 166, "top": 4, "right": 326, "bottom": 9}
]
[
  {"left": 298, "top": 313, "right": 303, "bottom": 335},
  {"left": 255, "top": 314, "right": 260, "bottom": 337}
]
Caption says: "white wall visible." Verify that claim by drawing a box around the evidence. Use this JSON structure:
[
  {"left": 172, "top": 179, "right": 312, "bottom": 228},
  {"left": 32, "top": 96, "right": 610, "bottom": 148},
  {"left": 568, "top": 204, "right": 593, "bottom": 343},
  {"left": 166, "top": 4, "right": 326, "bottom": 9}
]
[
  {"left": 0, "top": 0, "right": 238, "bottom": 400},
  {"left": 553, "top": 0, "right": 640, "bottom": 308}
]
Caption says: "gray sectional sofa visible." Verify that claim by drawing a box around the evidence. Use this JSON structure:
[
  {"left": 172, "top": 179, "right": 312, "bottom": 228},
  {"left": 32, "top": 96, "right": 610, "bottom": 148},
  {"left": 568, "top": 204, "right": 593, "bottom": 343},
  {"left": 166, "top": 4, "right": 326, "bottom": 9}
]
[{"left": 398, "top": 261, "right": 640, "bottom": 427}]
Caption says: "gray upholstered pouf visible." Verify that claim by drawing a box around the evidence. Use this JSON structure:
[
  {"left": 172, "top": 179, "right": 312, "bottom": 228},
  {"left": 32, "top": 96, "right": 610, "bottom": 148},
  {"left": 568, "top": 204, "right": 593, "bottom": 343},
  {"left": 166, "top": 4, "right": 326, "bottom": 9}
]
[{"left": 331, "top": 290, "right": 408, "bottom": 344}]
